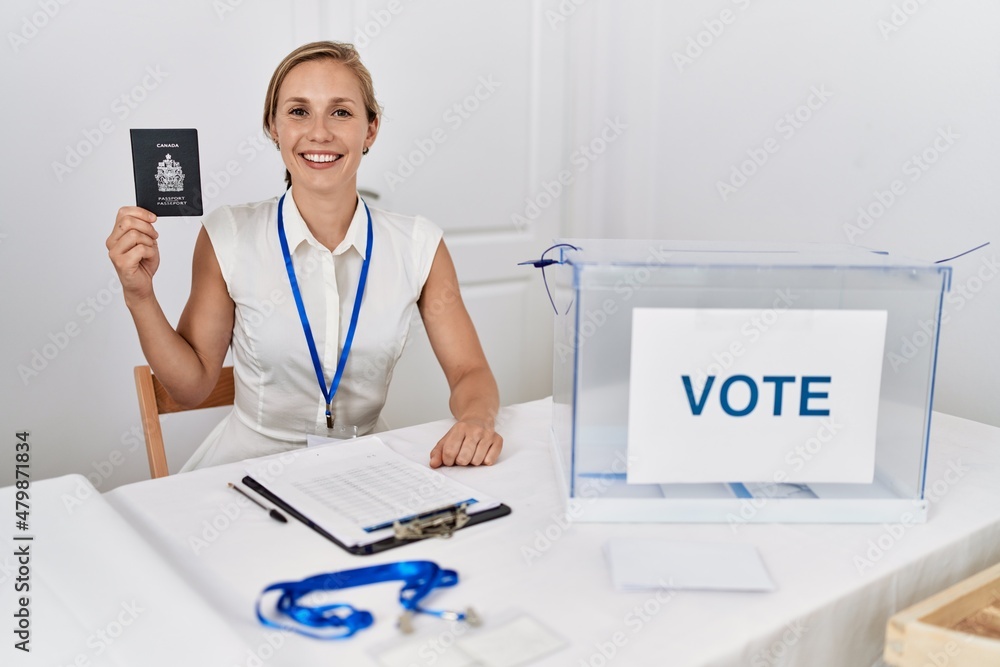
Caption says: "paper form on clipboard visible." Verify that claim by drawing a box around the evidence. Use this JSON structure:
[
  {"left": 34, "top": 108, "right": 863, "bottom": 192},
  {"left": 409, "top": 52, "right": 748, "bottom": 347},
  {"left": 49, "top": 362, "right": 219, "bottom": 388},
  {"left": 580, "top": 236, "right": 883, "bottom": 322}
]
[{"left": 244, "top": 436, "right": 503, "bottom": 549}]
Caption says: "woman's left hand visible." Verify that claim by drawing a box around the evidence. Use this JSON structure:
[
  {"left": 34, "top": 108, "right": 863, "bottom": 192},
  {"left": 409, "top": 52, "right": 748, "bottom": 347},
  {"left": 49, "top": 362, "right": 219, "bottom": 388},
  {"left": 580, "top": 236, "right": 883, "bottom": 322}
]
[{"left": 429, "top": 418, "right": 503, "bottom": 468}]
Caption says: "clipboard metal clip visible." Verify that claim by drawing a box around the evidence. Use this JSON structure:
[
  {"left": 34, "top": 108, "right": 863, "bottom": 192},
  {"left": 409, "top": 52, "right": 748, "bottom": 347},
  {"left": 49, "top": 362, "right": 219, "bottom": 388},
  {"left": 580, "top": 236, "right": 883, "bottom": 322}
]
[{"left": 393, "top": 504, "right": 471, "bottom": 540}]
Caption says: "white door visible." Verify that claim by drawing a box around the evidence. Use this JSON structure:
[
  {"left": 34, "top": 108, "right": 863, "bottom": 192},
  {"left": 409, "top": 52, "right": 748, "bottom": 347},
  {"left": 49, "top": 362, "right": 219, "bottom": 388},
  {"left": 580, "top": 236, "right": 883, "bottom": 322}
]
[{"left": 311, "top": 1, "right": 568, "bottom": 426}]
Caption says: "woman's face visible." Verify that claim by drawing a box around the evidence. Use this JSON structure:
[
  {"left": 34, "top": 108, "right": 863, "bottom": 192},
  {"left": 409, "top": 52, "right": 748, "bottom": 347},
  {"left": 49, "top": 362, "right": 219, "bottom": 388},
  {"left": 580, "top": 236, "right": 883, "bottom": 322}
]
[{"left": 269, "top": 59, "right": 378, "bottom": 195}]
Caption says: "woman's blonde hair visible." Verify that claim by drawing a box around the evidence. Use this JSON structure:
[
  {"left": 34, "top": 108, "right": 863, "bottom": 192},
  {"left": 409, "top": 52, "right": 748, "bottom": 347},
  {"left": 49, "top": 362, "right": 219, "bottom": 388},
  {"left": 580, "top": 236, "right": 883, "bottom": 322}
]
[{"left": 263, "top": 41, "right": 381, "bottom": 188}]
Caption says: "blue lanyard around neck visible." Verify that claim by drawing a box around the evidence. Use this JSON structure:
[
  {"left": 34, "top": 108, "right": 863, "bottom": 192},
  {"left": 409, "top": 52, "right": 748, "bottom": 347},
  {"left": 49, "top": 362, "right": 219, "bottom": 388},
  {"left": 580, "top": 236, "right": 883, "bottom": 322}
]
[
  {"left": 255, "top": 561, "right": 474, "bottom": 639},
  {"left": 277, "top": 193, "right": 373, "bottom": 425}
]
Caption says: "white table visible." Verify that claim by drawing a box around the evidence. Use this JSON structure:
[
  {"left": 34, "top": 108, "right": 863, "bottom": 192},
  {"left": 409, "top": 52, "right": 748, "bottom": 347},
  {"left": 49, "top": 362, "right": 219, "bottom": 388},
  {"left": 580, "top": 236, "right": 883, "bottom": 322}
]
[{"left": 4, "top": 399, "right": 1000, "bottom": 666}]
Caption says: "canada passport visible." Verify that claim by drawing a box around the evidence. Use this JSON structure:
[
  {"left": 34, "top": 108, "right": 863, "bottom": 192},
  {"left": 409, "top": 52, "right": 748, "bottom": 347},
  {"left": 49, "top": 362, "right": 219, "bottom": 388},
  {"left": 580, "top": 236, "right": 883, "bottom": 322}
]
[{"left": 130, "top": 128, "right": 203, "bottom": 216}]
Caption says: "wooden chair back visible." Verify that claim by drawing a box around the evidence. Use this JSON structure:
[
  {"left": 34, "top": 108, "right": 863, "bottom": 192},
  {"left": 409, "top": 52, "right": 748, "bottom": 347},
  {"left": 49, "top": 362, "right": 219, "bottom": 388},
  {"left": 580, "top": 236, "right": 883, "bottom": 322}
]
[{"left": 133, "top": 365, "right": 234, "bottom": 478}]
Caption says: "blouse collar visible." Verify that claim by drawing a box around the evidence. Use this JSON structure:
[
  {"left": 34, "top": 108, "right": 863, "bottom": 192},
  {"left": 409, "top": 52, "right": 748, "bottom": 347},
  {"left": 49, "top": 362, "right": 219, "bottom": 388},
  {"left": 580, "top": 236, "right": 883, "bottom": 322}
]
[{"left": 281, "top": 186, "right": 369, "bottom": 259}]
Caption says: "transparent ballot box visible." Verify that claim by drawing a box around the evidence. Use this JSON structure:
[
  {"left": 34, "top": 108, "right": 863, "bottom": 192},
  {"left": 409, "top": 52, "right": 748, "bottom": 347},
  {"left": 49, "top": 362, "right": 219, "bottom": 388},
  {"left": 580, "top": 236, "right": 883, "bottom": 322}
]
[{"left": 549, "top": 241, "right": 951, "bottom": 523}]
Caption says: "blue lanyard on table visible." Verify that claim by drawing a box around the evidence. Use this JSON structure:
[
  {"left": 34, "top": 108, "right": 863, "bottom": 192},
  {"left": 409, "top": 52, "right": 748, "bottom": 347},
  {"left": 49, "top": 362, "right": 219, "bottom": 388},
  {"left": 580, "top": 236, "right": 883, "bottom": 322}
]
[
  {"left": 255, "top": 560, "right": 477, "bottom": 639},
  {"left": 277, "top": 193, "right": 373, "bottom": 428}
]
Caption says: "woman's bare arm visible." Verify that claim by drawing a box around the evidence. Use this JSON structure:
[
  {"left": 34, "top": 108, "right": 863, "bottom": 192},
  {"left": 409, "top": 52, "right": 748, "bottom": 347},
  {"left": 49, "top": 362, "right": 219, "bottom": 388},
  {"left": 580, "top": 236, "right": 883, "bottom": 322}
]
[
  {"left": 418, "top": 241, "right": 502, "bottom": 467},
  {"left": 108, "top": 207, "right": 234, "bottom": 406}
]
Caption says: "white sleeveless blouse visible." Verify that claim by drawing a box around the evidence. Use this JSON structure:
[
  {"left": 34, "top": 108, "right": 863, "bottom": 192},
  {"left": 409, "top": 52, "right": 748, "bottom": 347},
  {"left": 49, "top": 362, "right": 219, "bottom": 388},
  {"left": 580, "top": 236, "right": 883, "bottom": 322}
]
[{"left": 180, "top": 188, "right": 442, "bottom": 471}]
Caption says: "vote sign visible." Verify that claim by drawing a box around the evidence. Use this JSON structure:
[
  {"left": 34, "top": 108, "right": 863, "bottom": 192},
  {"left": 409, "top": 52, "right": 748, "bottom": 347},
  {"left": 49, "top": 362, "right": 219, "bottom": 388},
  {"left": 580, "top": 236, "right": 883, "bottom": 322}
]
[{"left": 627, "top": 308, "right": 887, "bottom": 484}]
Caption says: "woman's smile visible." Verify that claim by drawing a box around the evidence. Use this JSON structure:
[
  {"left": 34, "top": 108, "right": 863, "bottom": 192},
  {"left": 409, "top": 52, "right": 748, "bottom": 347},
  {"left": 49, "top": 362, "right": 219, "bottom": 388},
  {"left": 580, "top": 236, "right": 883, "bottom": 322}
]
[{"left": 300, "top": 152, "right": 344, "bottom": 167}]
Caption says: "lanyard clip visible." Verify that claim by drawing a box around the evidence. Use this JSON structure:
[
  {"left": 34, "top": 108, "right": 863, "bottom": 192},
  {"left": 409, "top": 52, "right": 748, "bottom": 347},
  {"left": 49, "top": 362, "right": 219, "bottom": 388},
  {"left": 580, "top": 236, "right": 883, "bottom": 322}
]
[
  {"left": 440, "top": 607, "right": 481, "bottom": 626},
  {"left": 397, "top": 610, "right": 415, "bottom": 634},
  {"left": 326, "top": 404, "right": 334, "bottom": 430},
  {"left": 398, "top": 607, "right": 480, "bottom": 635}
]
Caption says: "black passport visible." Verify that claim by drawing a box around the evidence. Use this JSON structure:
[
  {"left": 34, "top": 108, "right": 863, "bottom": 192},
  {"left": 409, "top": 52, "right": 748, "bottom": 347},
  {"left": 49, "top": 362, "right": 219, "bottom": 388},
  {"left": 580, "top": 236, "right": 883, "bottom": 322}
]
[{"left": 130, "top": 128, "right": 203, "bottom": 216}]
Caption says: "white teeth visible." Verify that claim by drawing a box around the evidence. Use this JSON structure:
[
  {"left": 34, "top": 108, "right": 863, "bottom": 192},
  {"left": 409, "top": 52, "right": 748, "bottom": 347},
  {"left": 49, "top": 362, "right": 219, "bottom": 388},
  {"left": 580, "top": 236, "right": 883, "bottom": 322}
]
[{"left": 302, "top": 153, "right": 340, "bottom": 163}]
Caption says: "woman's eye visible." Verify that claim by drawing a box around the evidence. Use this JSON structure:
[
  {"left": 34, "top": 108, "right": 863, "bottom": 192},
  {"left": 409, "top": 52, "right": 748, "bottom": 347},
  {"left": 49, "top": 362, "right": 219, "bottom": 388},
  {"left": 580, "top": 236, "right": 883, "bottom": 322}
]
[
  {"left": 333, "top": 109, "right": 352, "bottom": 118},
  {"left": 289, "top": 108, "right": 306, "bottom": 117}
]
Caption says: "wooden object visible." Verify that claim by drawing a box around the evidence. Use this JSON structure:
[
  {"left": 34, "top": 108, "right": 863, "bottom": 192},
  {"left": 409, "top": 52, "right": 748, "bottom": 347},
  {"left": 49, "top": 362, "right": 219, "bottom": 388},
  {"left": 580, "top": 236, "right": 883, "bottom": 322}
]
[
  {"left": 885, "top": 561, "right": 1000, "bottom": 666},
  {"left": 134, "top": 365, "right": 234, "bottom": 478}
]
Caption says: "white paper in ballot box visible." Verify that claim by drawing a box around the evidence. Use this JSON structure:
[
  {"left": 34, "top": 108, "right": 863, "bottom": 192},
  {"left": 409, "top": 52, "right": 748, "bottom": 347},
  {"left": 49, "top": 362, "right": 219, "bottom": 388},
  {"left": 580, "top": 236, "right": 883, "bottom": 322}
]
[{"left": 627, "top": 307, "right": 887, "bottom": 485}]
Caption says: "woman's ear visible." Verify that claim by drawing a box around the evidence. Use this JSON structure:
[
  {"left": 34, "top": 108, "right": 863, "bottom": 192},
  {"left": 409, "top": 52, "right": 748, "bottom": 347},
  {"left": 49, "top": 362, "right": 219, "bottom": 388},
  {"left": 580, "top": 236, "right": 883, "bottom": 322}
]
[{"left": 365, "top": 115, "right": 380, "bottom": 148}]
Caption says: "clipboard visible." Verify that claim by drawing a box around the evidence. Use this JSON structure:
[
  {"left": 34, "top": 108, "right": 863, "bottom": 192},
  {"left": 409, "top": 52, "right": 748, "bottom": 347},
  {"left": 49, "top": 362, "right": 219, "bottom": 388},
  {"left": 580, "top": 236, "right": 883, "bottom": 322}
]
[
  {"left": 238, "top": 437, "right": 511, "bottom": 556},
  {"left": 242, "top": 475, "right": 511, "bottom": 555}
]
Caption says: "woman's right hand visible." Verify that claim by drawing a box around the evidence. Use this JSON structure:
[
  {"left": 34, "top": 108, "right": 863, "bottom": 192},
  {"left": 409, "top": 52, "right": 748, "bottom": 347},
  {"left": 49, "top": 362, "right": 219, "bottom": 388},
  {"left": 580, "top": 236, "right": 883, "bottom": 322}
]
[{"left": 107, "top": 206, "right": 160, "bottom": 305}]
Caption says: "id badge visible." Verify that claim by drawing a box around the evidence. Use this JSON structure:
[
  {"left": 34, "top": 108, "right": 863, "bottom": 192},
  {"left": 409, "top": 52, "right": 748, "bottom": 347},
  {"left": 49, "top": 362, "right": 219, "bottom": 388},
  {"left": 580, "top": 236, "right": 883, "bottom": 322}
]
[
  {"left": 324, "top": 422, "right": 359, "bottom": 440},
  {"left": 304, "top": 417, "right": 358, "bottom": 443}
]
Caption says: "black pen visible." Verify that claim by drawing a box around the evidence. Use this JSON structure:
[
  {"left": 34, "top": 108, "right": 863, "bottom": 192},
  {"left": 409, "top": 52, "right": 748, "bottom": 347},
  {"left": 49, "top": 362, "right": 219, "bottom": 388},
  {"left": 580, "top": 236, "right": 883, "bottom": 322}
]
[{"left": 228, "top": 482, "right": 288, "bottom": 523}]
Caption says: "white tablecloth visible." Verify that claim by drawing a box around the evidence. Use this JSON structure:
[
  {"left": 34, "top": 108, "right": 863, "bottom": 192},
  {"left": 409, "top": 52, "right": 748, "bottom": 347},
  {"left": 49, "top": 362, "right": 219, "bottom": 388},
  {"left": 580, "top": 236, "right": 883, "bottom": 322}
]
[
  {"left": 0, "top": 475, "right": 250, "bottom": 666},
  {"left": 5, "top": 399, "right": 1000, "bottom": 666}
]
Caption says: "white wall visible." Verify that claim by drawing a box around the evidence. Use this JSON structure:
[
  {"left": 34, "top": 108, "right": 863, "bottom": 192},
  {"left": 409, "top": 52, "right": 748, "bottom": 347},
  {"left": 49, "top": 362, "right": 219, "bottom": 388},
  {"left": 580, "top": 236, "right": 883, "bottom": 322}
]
[
  {"left": 1, "top": 0, "right": 995, "bottom": 491},
  {"left": 563, "top": 0, "right": 999, "bottom": 427}
]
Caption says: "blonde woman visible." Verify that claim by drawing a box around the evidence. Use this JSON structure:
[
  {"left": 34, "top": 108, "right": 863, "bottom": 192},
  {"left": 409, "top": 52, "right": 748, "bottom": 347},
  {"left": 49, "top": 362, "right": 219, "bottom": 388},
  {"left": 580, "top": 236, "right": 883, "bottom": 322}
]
[{"left": 107, "top": 42, "right": 502, "bottom": 471}]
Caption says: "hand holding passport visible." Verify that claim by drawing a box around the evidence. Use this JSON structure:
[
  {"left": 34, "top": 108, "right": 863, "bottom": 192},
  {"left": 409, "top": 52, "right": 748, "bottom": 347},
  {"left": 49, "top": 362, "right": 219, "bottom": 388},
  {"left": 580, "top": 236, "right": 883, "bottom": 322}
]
[{"left": 130, "top": 128, "right": 203, "bottom": 217}]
